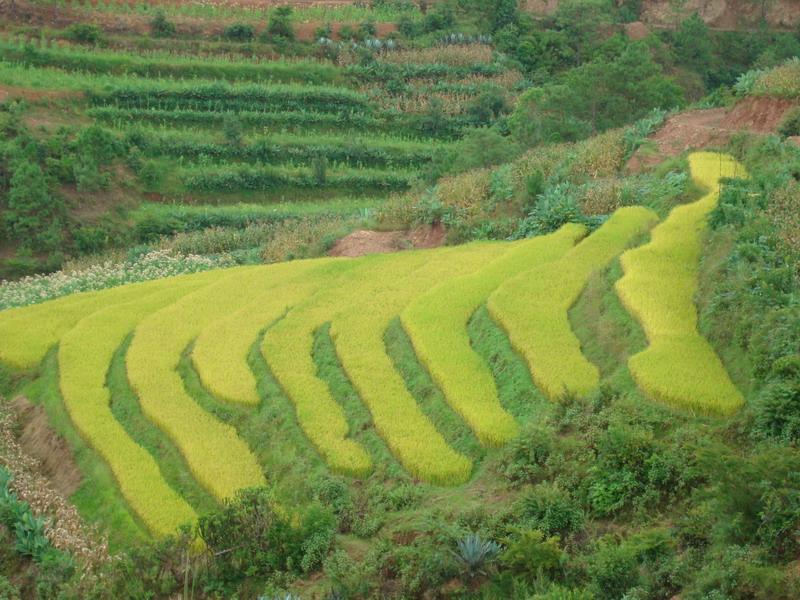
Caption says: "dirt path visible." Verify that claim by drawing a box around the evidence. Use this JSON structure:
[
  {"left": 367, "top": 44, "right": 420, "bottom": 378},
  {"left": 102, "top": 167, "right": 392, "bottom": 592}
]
[{"left": 627, "top": 96, "right": 797, "bottom": 172}]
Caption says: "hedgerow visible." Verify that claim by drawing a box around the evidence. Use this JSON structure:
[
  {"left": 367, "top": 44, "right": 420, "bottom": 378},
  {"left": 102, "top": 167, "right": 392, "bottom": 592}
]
[
  {"left": 400, "top": 225, "right": 583, "bottom": 446},
  {"left": 750, "top": 58, "right": 800, "bottom": 98},
  {"left": 489, "top": 206, "right": 658, "bottom": 400},
  {"left": 615, "top": 152, "right": 746, "bottom": 415},
  {"left": 126, "top": 267, "right": 270, "bottom": 501},
  {"left": 58, "top": 279, "right": 212, "bottom": 536}
]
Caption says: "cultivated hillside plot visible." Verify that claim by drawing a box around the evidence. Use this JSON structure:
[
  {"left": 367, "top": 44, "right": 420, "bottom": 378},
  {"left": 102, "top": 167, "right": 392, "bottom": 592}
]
[{"left": 0, "top": 153, "right": 744, "bottom": 536}]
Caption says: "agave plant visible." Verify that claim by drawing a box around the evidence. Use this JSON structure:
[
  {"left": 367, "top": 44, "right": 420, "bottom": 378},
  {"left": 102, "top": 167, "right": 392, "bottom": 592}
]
[{"left": 453, "top": 533, "right": 503, "bottom": 579}]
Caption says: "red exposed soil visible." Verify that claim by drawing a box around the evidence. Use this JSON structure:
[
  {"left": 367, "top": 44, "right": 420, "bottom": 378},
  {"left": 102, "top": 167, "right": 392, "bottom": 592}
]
[
  {"left": 624, "top": 21, "right": 650, "bottom": 40},
  {"left": 1, "top": 0, "right": 396, "bottom": 40},
  {"left": 9, "top": 397, "right": 82, "bottom": 498},
  {"left": 627, "top": 96, "right": 798, "bottom": 173},
  {"left": 329, "top": 223, "right": 445, "bottom": 258},
  {"left": 0, "top": 85, "right": 78, "bottom": 104}
]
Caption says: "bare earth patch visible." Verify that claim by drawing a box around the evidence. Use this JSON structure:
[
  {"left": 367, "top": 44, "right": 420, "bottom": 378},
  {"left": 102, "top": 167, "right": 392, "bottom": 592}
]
[
  {"left": 627, "top": 96, "right": 798, "bottom": 173},
  {"left": 329, "top": 223, "right": 446, "bottom": 258},
  {"left": 10, "top": 396, "right": 82, "bottom": 497}
]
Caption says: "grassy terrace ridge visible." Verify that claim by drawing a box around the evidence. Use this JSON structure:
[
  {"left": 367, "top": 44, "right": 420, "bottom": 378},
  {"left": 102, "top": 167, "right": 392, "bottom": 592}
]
[
  {"left": 0, "top": 38, "right": 503, "bottom": 85},
  {"left": 0, "top": 37, "right": 345, "bottom": 84}
]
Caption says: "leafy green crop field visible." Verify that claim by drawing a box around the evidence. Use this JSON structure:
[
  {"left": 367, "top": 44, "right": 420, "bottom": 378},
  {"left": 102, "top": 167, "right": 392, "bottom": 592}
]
[{"left": 0, "top": 152, "right": 746, "bottom": 539}]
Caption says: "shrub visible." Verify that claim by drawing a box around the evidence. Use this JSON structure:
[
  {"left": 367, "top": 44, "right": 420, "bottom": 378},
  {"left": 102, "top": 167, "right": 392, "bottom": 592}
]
[
  {"left": 222, "top": 114, "right": 243, "bottom": 146},
  {"left": 65, "top": 23, "right": 103, "bottom": 45},
  {"left": 587, "top": 538, "right": 640, "bottom": 600},
  {"left": 778, "top": 107, "right": 800, "bottom": 137},
  {"left": 500, "top": 529, "right": 565, "bottom": 581},
  {"left": 4, "top": 161, "right": 64, "bottom": 252},
  {"left": 514, "top": 182, "right": 582, "bottom": 238},
  {"left": 499, "top": 425, "right": 554, "bottom": 483},
  {"left": 198, "top": 487, "right": 335, "bottom": 581},
  {"left": 150, "top": 10, "right": 176, "bottom": 38},
  {"left": 223, "top": 23, "right": 255, "bottom": 42},
  {"left": 516, "top": 483, "right": 584, "bottom": 537},
  {"left": 267, "top": 6, "right": 295, "bottom": 41},
  {"left": 753, "top": 355, "right": 800, "bottom": 443}
]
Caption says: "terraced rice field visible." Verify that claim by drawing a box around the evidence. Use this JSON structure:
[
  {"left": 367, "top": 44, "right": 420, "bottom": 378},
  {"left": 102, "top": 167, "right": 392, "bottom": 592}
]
[{"left": 0, "top": 153, "right": 745, "bottom": 536}]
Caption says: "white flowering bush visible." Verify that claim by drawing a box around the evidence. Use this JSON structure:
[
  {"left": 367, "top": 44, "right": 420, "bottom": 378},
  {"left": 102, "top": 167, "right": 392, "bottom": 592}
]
[{"left": 0, "top": 250, "right": 236, "bottom": 311}]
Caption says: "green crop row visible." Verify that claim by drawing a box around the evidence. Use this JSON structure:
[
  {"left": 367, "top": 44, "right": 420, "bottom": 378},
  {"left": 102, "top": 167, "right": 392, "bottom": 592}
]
[
  {"left": 125, "top": 128, "right": 440, "bottom": 168},
  {"left": 126, "top": 267, "right": 272, "bottom": 502},
  {"left": 615, "top": 152, "right": 746, "bottom": 415},
  {"left": 49, "top": 0, "right": 418, "bottom": 22},
  {"left": 58, "top": 278, "right": 214, "bottom": 536},
  {"left": 488, "top": 207, "right": 659, "bottom": 400},
  {"left": 346, "top": 61, "right": 504, "bottom": 82},
  {"left": 88, "top": 106, "right": 382, "bottom": 131},
  {"left": 88, "top": 81, "right": 369, "bottom": 114},
  {"left": 181, "top": 164, "right": 415, "bottom": 193},
  {"left": 0, "top": 39, "right": 342, "bottom": 85},
  {"left": 130, "top": 198, "right": 382, "bottom": 241},
  {"left": 400, "top": 225, "right": 583, "bottom": 447},
  {"left": 89, "top": 106, "right": 471, "bottom": 139}
]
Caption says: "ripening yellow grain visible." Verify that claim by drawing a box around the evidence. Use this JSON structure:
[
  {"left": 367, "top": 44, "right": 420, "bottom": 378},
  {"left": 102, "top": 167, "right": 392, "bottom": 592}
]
[
  {"left": 59, "top": 277, "right": 215, "bottom": 536},
  {"left": 0, "top": 280, "right": 183, "bottom": 369},
  {"left": 329, "top": 243, "right": 509, "bottom": 484},
  {"left": 400, "top": 224, "right": 585, "bottom": 446},
  {"left": 488, "top": 206, "right": 659, "bottom": 400},
  {"left": 615, "top": 152, "right": 746, "bottom": 415},
  {"left": 191, "top": 258, "right": 337, "bottom": 406},
  {"left": 264, "top": 243, "right": 509, "bottom": 484},
  {"left": 127, "top": 264, "right": 316, "bottom": 501}
]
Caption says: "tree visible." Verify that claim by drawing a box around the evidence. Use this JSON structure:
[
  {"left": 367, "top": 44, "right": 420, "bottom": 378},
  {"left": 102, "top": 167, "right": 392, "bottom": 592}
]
[
  {"left": 266, "top": 6, "right": 295, "bottom": 41},
  {"left": 150, "top": 10, "right": 175, "bottom": 38},
  {"left": 493, "top": 0, "right": 519, "bottom": 32},
  {"left": 4, "top": 162, "right": 64, "bottom": 251},
  {"left": 673, "top": 13, "right": 714, "bottom": 79},
  {"left": 510, "top": 42, "right": 683, "bottom": 145}
]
